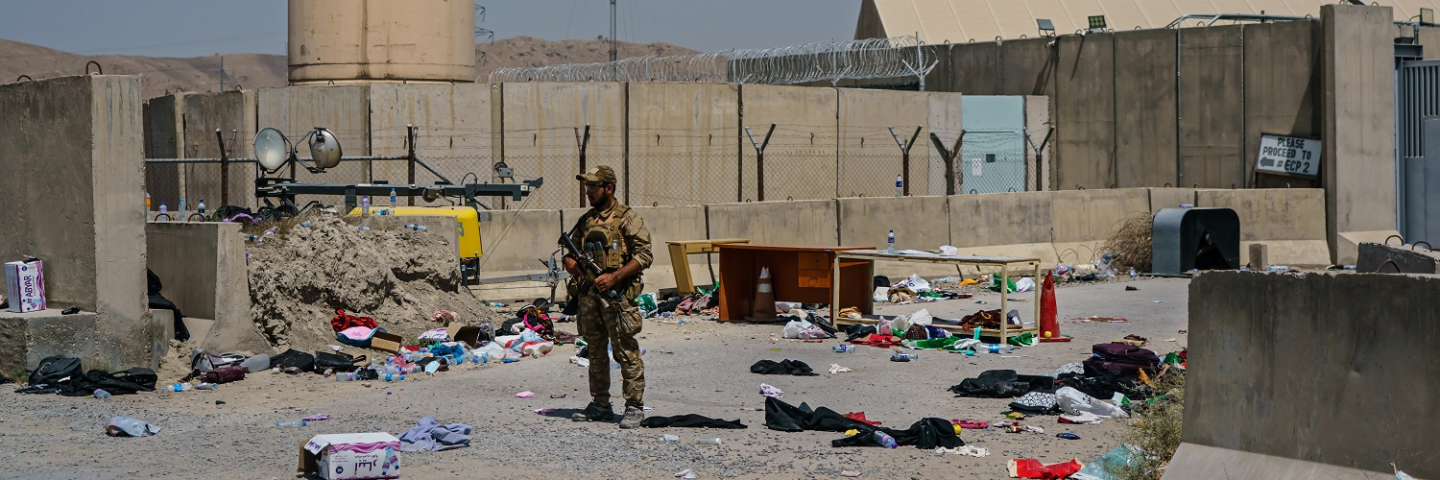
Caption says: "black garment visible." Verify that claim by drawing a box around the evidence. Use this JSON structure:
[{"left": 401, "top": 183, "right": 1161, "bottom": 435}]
[
  {"left": 750, "top": 359, "right": 819, "bottom": 376},
  {"left": 640, "top": 414, "right": 747, "bottom": 429},
  {"left": 830, "top": 418, "right": 964, "bottom": 449},
  {"left": 57, "top": 369, "right": 157, "bottom": 396},
  {"left": 845, "top": 324, "right": 878, "bottom": 342},
  {"left": 763, "top": 397, "right": 869, "bottom": 432},
  {"left": 948, "top": 370, "right": 1054, "bottom": 398},
  {"left": 147, "top": 269, "right": 190, "bottom": 341}
]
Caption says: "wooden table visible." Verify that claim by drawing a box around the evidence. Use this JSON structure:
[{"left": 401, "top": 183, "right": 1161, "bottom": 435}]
[
  {"left": 665, "top": 238, "right": 749, "bottom": 294},
  {"left": 833, "top": 250, "right": 1042, "bottom": 341},
  {"left": 716, "top": 244, "right": 874, "bottom": 322}
]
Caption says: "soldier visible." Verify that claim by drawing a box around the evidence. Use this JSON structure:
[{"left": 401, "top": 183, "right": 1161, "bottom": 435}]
[{"left": 563, "top": 165, "right": 652, "bottom": 428}]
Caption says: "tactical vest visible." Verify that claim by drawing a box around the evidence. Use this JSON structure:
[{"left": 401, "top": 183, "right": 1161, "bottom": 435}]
[{"left": 581, "top": 203, "right": 633, "bottom": 272}]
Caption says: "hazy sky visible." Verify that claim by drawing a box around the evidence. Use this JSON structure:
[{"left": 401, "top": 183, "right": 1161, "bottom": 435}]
[{"left": 0, "top": 0, "right": 863, "bottom": 57}]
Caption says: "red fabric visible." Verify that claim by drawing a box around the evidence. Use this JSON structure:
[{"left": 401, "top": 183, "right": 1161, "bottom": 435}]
[
  {"left": 953, "top": 419, "right": 989, "bottom": 429},
  {"left": 850, "top": 334, "right": 902, "bottom": 348},
  {"left": 1039, "top": 271, "right": 1059, "bottom": 339},
  {"left": 844, "top": 412, "right": 882, "bottom": 426},
  {"left": 1007, "top": 459, "right": 1083, "bottom": 479},
  {"left": 331, "top": 309, "right": 378, "bottom": 332}
]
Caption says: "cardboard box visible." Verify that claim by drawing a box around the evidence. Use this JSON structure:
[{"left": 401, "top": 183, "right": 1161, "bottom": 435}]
[
  {"left": 299, "top": 433, "right": 401, "bottom": 480},
  {"left": 445, "top": 324, "right": 484, "bottom": 348},
  {"left": 370, "top": 331, "right": 404, "bottom": 354},
  {"left": 5, "top": 260, "right": 46, "bottom": 313}
]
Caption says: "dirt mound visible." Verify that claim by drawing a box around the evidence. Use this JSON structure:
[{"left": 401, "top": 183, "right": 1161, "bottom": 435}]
[{"left": 246, "top": 216, "right": 507, "bottom": 352}]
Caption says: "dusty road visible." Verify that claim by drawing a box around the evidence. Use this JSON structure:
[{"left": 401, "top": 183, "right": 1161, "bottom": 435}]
[{"left": 0, "top": 277, "right": 1189, "bottom": 480}]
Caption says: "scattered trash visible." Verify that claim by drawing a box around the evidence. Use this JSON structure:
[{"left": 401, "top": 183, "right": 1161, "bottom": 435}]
[
  {"left": 1007, "top": 458, "right": 1083, "bottom": 479},
  {"left": 695, "top": 437, "right": 722, "bottom": 446},
  {"left": 1057, "top": 432, "right": 1080, "bottom": 440},
  {"left": 301, "top": 433, "right": 401, "bottom": 479},
  {"left": 550, "top": 393, "right": 567, "bottom": 399},
  {"left": 1124, "top": 286, "right": 1138, "bottom": 291},
  {"left": 105, "top": 416, "right": 160, "bottom": 437},
  {"left": 302, "top": 414, "right": 330, "bottom": 422},
  {"left": 661, "top": 434, "right": 680, "bottom": 442},
  {"left": 829, "top": 364, "right": 852, "bottom": 374},
  {"left": 398, "top": 417, "right": 472, "bottom": 452},
  {"left": 515, "top": 391, "right": 535, "bottom": 398},
  {"left": 276, "top": 419, "right": 308, "bottom": 428},
  {"left": 1058, "top": 413, "right": 1102, "bottom": 424},
  {"left": 841, "top": 470, "right": 863, "bottom": 477},
  {"left": 759, "top": 383, "right": 784, "bottom": 399},
  {"left": 675, "top": 468, "right": 698, "bottom": 479},
  {"left": 533, "top": 408, "right": 556, "bottom": 415},
  {"left": 889, "top": 352, "right": 919, "bottom": 362},
  {"left": 936, "top": 445, "right": 990, "bottom": 457},
  {"left": 1394, "top": 463, "right": 1417, "bottom": 480},
  {"left": 1080, "top": 316, "right": 1128, "bottom": 323}
]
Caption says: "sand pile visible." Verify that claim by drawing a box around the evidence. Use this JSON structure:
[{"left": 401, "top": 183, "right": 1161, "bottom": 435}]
[{"left": 246, "top": 216, "right": 507, "bottom": 351}]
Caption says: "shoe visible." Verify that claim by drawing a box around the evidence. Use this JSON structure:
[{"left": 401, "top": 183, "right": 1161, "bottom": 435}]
[
  {"left": 572, "top": 402, "right": 615, "bottom": 422},
  {"left": 618, "top": 407, "right": 644, "bottom": 429}
]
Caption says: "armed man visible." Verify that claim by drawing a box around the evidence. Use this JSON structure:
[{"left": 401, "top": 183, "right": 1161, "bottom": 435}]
[{"left": 562, "top": 165, "right": 653, "bottom": 429}]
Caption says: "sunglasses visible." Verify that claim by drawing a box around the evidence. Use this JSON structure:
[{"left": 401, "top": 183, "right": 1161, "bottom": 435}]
[{"left": 584, "top": 183, "right": 610, "bottom": 191}]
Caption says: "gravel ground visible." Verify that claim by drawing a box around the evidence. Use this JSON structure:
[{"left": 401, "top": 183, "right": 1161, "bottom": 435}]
[{"left": 0, "top": 278, "right": 1190, "bottom": 480}]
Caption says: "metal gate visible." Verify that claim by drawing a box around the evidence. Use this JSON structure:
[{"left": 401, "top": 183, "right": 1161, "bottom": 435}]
[
  {"left": 959, "top": 96, "right": 1027, "bottom": 194},
  {"left": 1398, "top": 60, "right": 1440, "bottom": 242}
]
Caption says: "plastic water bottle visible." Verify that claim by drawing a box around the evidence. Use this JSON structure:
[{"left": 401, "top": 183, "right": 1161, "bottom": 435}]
[
  {"left": 887, "top": 230, "right": 896, "bottom": 254},
  {"left": 661, "top": 434, "right": 680, "bottom": 443},
  {"left": 94, "top": 389, "right": 111, "bottom": 400},
  {"left": 158, "top": 203, "right": 168, "bottom": 220},
  {"left": 389, "top": 188, "right": 397, "bottom": 211},
  {"left": 275, "top": 419, "right": 308, "bottom": 428},
  {"left": 695, "top": 437, "right": 722, "bottom": 446},
  {"left": 873, "top": 430, "right": 899, "bottom": 448},
  {"left": 171, "top": 383, "right": 193, "bottom": 392},
  {"left": 145, "top": 192, "right": 151, "bottom": 210},
  {"left": 895, "top": 175, "right": 903, "bottom": 197},
  {"left": 1129, "top": 268, "right": 1137, "bottom": 278},
  {"left": 832, "top": 344, "right": 852, "bottom": 353},
  {"left": 889, "top": 352, "right": 919, "bottom": 362},
  {"left": 177, "top": 198, "right": 187, "bottom": 220},
  {"left": 197, "top": 199, "right": 206, "bottom": 216},
  {"left": 195, "top": 382, "right": 218, "bottom": 391},
  {"left": 361, "top": 196, "right": 371, "bottom": 215}
]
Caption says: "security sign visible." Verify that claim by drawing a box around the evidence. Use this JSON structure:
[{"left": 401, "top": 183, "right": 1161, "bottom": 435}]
[{"left": 1256, "top": 134, "right": 1320, "bottom": 178}]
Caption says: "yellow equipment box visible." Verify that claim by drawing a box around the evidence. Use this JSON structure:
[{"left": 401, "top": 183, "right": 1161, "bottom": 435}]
[{"left": 346, "top": 206, "right": 482, "bottom": 259}]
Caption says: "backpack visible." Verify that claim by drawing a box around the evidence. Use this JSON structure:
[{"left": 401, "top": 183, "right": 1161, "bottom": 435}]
[
  {"left": 16, "top": 356, "right": 83, "bottom": 394},
  {"left": 270, "top": 349, "right": 316, "bottom": 373},
  {"left": 1083, "top": 343, "right": 1161, "bottom": 378},
  {"left": 60, "top": 368, "right": 158, "bottom": 396},
  {"left": 315, "top": 351, "right": 366, "bottom": 373}
]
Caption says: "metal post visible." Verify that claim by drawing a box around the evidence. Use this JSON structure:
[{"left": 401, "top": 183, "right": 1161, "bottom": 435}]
[
  {"left": 406, "top": 124, "right": 416, "bottom": 206},
  {"left": 575, "top": 125, "right": 591, "bottom": 208},
  {"left": 216, "top": 129, "right": 229, "bottom": 207},
  {"left": 889, "top": 126, "right": 922, "bottom": 196},
  {"left": 1024, "top": 127, "right": 1054, "bottom": 192},
  {"left": 745, "top": 123, "right": 775, "bottom": 201},
  {"left": 930, "top": 131, "right": 963, "bottom": 195},
  {"left": 609, "top": 0, "right": 618, "bottom": 80}
]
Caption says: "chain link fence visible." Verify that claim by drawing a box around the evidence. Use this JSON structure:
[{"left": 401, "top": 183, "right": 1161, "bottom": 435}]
[{"left": 145, "top": 127, "right": 1034, "bottom": 213}]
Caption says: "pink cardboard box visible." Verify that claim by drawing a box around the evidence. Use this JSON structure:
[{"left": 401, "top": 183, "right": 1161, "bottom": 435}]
[{"left": 5, "top": 260, "right": 45, "bottom": 313}]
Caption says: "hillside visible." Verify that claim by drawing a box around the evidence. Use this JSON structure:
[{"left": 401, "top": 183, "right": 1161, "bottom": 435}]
[{"left": 0, "top": 37, "right": 699, "bottom": 100}]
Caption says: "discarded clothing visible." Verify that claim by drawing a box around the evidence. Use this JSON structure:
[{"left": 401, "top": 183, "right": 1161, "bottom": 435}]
[
  {"left": 949, "top": 370, "right": 1054, "bottom": 398},
  {"left": 953, "top": 420, "right": 989, "bottom": 429},
  {"left": 844, "top": 324, "right": 878, "bottom": 342},
  {"left": 960, "top": 309, "right": 1023, "bottom": 330},
  {"left": 398, "top": 416, "right": 473, "bottom": 452},
  {"left": 1056, "top": 387, "right": 1128, "bottom": 419},
  {"left": 1009, "top": 389, "right": 1060, "bottom": 414},
  {"left": 844, "top": 412, "right": 881, "bottom": 426},
  {"left": 831, "top": 418, "right": 964, "bottom": 449},
  {"left": 750, "top": 359, "right": 819, "bottom": 376},
  {"left": 1008, "top": 458, "right": 1083, "bottom": 479},
  {"left": 640, "top": 415, "right": 747, "bottom": 429},
  {"left": 764, "top": 397, "right": 869, "bottom": 433},
  {"left": 331, "top": 309, "right": 378, "bottom": 333},
  {"left": 1082, "top": 343, "right": 1160, "bottom": 378},
  {"left": 147, "top": 269, "right": 189, "bottom": 341},
  {"left": 106, "top": 416, "right": 160, "bottom": 437},
  {"left": 937, "top": 445, "right": 991, "bottom": 457},
  {"left": 1058, "top": 412, "right": 1103, "bottom": 424},
  {"left": 760, "top": 383, "right": 784, "bottom": 399},
  {"left": 849, "top": 334, "right": 902, "bottom": 349},
  {"left": 336, "top": 326, "right": 383, "bottom": 348}
]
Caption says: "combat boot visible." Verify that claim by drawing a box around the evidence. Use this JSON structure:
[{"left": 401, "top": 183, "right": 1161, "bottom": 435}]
[
  {"left": 618, "top": 406, "right": 644, "bottom": 429},
  {"left": 572, "top": 402, "right": 615, "bottom": 422}
]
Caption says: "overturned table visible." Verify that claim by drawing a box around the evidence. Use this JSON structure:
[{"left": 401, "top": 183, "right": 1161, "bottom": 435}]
[{"left": 831, "top": 250, "right": 1043, "bottom": 341}]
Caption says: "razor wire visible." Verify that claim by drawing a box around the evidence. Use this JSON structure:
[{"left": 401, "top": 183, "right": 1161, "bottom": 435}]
[{"left": 487, "top": 36, "right": 926, "bottom": 85}]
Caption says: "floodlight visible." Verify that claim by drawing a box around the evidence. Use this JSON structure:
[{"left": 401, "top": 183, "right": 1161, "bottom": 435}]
[
  {"left": 1423, "top": 8, "right": 1434, "bottom": 25},
  {"left": 1088, "top": 15, "right": 1107, "bottom": 32},
  {"left": 1037, "top": 19, "right": 1055, "bottom": 36},
  {"left": 254, "top": 127, "right": 290, "bottom": 173},
  {"left": 307, "top": 127, "right": 342, "bottom": 169}
]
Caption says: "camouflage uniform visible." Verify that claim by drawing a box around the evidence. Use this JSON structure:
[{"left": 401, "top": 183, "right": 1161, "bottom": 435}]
[{"left": 569, "top": 192, "right": 652, "bottom": 410}]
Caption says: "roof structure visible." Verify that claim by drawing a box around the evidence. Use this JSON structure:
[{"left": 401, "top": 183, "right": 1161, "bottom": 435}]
[{"left": 855, "top": 0, "right": 1437, "bottom": 42}]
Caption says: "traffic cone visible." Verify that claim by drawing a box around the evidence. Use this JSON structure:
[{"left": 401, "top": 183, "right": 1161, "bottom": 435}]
[
  {"left": 752, "top": 266, "right": 777, "bottom": 322},
  {"left": 1039, "top": 270, "right": 1060, "bottom": 340}
]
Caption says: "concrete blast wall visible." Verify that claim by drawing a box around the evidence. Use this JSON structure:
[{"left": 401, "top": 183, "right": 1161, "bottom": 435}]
[
  {"left": 146, "top": 222, "right": 266, "bottom": 353},
  {"left": 498, "top": 82, "right": 626, "bottom": 210},
  {"left": 837, "top": 89, "right": 931, "bottom": 198},
  {"left": 1169, "top": 272, "right": 1440, "bottom": 479},
  {"left": 368, "top": 83, "right": 492, "bottom": 193},
  {"left": 737, "top": 85, "right": 838, "bottom": 202},
  {"left": 180, "top": 90, "right": 258, "bottom": 210},
  {"left": 256, "top": 85, "right": 373, "bottom": 207},
  {"left": 627, "top": 83, "right": 740, "bottom": 206},
  {"left": 0, "top": 75, "right": 155, "bottom": 371},
  {"left": 1196, "top": 189, "right": 1330, "bottom": 266}
]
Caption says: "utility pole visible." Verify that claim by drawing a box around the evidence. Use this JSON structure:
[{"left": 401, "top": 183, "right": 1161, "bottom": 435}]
[
  {"left": 609, "top": 0, "right": 617, "bottom": 80},
  {"left": 219, "top": 55, "right": 224, "bottom": 91}
]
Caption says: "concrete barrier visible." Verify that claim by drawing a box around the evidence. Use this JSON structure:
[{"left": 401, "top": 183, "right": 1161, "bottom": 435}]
[
  {"left": 837, "top": 89, "right": 930, "bottom": 198},
  {"left": 627, "top": 83, "right": 739, "bottom": 206},
  {"left": 146, "top": 222, "right": 267, "bottom": 353},
  {"left": 737, "top": 85, "right": 838, "bottom": 201},
  {"left": 469, "top": 209, "right": 566, "bottom": 303},
  {"left": 256, "top": 85, "right": 372, "bottom": 208},
  {"left": 368, "top": 83, "right": 492, "bottom": 191},
  {"left": 1148, "top": 188, "right": 1197, "bottom": 213},
  {"left": 497, "top": 82, "right": 625, "bottom": 210},
  {"left": 948, "top": 192, "right": 1058, "bottom": 273},
  {"left": 1195, "top": 189, "right": 1329, "bottom": 266},
  {"left": 628, "top": 205, "right": 709, "bottom": 292},
  {"left": 708, "top": 200, "right": 839, "bottom": 247},
  {"left": 1168, "top": 272, "right": 1440, "bottom": 479},
  {"left": 837, "top": 196, "right": 952, "bottom": 278},
  {"left": 1050, "top": 188, "right": 1151, "bottom": 264}
]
